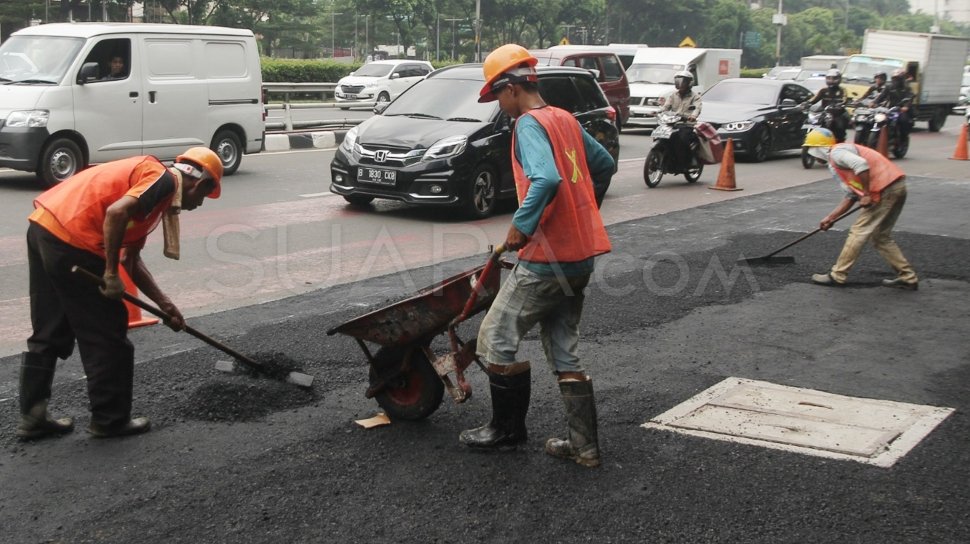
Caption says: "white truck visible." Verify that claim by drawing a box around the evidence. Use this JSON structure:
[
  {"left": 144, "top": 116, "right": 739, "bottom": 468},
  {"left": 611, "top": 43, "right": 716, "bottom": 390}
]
[
  {"left": 841, "top": 29, "right": 970, "bottom": 131},
  {"left": 625, "top": 47, "right": 741, "bottom": 128}
]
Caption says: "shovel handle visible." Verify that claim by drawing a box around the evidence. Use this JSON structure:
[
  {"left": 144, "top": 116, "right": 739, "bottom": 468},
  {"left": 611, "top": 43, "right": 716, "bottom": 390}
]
[
  {"left": 451, "top": 244, "right": 506, "bottom": 327},
  {"left": 70, "top": 265, "right": 263, "bottom": 368},
  {"left": 763, "top": 205, "right": 862, "bottom": 259}
]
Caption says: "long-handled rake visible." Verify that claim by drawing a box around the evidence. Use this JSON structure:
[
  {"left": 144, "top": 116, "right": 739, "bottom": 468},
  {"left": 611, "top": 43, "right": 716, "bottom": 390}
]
[{"left": 739, "top": 205, "right": 861, "bottom": 265}]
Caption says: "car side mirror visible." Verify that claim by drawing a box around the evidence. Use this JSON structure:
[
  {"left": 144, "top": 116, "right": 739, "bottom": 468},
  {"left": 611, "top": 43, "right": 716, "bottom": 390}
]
[
  {"left": 587, "top": 68, "right": 601, "bottom": 80},
  {"left": 390, "top": 73, "right": 400, "bottom": 79},
  {"left": 496, "top": 114, "right": 512, "bottom": 132},
  {"left": 373, "top": 101, "right": 390, "bottom": 114},
  {"left": 781, "top": 98, "right": 797, "bottom": 108},
  {"left": 77, "top": 62, "right": 99, "bottom": 85}
]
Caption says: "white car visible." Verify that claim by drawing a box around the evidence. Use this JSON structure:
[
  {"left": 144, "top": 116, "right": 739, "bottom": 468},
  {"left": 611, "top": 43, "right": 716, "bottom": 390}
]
[{"left": 335, "top": 59, "right": 433, "bottom": 109}]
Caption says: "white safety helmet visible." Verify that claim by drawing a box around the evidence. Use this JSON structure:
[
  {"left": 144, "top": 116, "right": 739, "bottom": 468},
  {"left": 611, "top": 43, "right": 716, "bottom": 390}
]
[{"left": 674, "top": 70, "right": 694, "bottom": 91}]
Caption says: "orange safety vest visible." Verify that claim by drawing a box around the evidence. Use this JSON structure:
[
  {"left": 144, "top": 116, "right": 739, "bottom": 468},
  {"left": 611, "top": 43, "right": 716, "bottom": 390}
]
[
  {"left": 29, "top": 156, "right": 175, "bottom": 256},
  {"left": 829, "top": 143, "right": 905, "bottom": 203},
  {"left": 511, "top": 107, "right": 611, "bottom": 263}
]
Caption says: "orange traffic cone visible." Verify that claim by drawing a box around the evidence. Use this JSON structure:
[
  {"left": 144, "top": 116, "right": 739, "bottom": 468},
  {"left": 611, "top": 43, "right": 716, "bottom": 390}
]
[
  {"left": 711, "top": 138, "right": 742, "bottom": 191},
  {"left": 118, "top": 266, "right": 159, "bottom": 329},
  {"left": 950, "top": 122, "right": 969, "bottom": 161},
  {"left": 876, "top": 127, "right": 889, "bottom": 157}
]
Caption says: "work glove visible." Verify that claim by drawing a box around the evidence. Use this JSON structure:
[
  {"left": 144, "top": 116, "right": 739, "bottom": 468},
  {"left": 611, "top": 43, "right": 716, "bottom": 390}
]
[{"left": 100, "top": 272, "right": 125, "bottom": 300}]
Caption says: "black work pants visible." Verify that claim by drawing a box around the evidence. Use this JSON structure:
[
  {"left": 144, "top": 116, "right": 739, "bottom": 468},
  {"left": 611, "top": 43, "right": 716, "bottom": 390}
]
[
  {"left": 669, "top": 126, "right": 697, "bottom": 172},
  {"left": 26, "top": 223, "right": 134, "bottom": 427}
]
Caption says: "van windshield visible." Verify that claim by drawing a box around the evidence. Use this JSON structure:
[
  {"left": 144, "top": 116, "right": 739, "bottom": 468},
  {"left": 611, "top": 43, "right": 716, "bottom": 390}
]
[
  {"left": 626, "top": 63, "right": 684, "bottom": 84},
  {"left": 0, "top": 35, "right": 84, "bottom": 84},
  {"left": 354, "top": 63, "right": 394, "bottom": 77}
]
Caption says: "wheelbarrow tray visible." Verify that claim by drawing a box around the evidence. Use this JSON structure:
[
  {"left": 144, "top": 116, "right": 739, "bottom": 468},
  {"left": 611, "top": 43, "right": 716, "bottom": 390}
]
[{"left": 326, "top": 263, "right": 501, "bottom": 347}]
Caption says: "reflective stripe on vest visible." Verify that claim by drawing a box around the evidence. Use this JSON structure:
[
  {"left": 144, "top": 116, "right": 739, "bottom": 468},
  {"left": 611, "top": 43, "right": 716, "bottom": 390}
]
[
  {"left": 829, "top": 144, "right": 905, "bottom": 203},
  {"left": 511, "top": 107, "right": 611, "bottom": 263},
  {"left": 31, "top": 156, "right": 174, "bottom": 256}
]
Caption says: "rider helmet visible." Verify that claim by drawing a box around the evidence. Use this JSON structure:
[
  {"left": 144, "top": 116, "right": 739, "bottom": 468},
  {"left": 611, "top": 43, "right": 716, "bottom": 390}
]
[
  {"left": 873, "top": 72, "right": 887, "bottom": 84},
  {"left": 478, "top": 44, "right": 538, "bottom": 103},
  {"left": 175, "top": 147, "right": 223, "bottom": 198},
  {"left": 673, "top": 70, "right": 694, "bottom": 91},
  {"left": 890, "top": 68, "right": 907, "bottom": 88},
  {"left": 825, "top": 68, "right": 842, "bottom": 88}
]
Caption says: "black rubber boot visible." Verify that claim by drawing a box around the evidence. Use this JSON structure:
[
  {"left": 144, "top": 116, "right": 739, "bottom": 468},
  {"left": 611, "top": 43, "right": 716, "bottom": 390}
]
[
  {"left": 459, "top": 364, "right": 531, "bottom": 449},
  {"left": 17, "top": 352, "right": 74, "bottom": 440},
  {"left": 545, "top": 378, "right": 600, "bottom": 467}
]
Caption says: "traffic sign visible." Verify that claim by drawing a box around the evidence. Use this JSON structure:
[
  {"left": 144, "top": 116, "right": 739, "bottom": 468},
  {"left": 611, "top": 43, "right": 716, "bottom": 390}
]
[{"left": 679, "top": 36, "right": 696, "bottom": 48}]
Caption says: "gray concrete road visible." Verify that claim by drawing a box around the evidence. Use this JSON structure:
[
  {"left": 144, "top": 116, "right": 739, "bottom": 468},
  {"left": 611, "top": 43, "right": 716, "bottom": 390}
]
[{"left": 0, "top": 166, "right": 967, "bottom": 542}]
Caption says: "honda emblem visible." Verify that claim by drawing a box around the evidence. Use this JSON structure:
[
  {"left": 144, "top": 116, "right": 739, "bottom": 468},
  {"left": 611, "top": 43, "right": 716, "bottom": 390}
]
[{"left": 375, "top": 150, "right": 388, "bottom": 163}]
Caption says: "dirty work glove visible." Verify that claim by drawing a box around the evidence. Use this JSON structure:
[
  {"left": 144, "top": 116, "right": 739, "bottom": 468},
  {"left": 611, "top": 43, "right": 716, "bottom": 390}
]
[{"left": 100, "top": 272, "right": 125, "bottom": 300}]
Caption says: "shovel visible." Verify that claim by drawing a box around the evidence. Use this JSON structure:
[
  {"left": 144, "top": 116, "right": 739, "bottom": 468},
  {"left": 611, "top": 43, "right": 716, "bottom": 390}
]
[
  {"left": 71, "top": 266, "right": 314, "bottom": 388},
  {"left": 739, "top": 205, "right": 861, "bottom": 265}
]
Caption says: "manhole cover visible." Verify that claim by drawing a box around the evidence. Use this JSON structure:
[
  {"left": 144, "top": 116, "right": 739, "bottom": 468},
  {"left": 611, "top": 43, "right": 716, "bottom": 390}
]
[{"left": 643, "top": 377, "right": 953, "bottom": 467}]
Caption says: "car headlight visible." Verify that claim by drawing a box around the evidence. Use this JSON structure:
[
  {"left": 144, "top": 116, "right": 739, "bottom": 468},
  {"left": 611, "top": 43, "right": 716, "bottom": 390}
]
[
  {"left": 423, "top": 135, "right": 467, "bottom": 161},
  {"left": 5, "top": 110, "right": 49, "bottom": 128},
  {"left": 363, "top": 82, "right": 377, "bottom": 89},
  {"left": 340, "top": 126, "right": 360, "bottom": 155},
  {"left": 722, "top": 120, "right": 754, "bottom": 132}
]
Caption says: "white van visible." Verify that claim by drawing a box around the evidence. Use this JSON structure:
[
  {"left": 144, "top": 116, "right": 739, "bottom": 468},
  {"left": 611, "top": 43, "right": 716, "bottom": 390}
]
[
  {"left": 0, "top": 23, "right": 263, "bottom": 187},
  {"left": 334, "top": 59, "right": 433, "bottom": 109}
]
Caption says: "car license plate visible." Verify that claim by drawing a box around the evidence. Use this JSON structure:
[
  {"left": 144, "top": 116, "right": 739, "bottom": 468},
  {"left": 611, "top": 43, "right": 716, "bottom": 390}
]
[
  {"left": 358, "top": 167, "right": 396, "bottom": 185},
  {"left": 345, "top": 94, "right": 357, "bottom": 99}
]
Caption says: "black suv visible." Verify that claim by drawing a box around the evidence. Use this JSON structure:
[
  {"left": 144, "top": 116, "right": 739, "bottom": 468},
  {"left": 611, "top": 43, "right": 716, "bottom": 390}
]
[{"left": 329, "top": 64, "right": 620, "bottom": 218}]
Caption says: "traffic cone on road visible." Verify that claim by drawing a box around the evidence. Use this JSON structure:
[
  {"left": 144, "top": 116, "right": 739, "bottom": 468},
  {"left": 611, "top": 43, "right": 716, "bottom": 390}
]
[
  {"left": 710, "top": 138, "right": 742, "bottom": 191},
  {"left": 950, "top": 122, "right": 969, "bottom": 161},
  {"left": 119, "top": 266, "right": 159, "bottom": 329},
  {"left": 876, "top": 128, "right": 890, "bottom": 157}
]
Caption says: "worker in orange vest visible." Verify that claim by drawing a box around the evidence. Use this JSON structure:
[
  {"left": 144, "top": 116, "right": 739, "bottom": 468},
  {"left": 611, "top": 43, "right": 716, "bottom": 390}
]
[
  {"left": 802, "top": 128, "right": 918, "bottom": 289},
  {"left": 18, "top": 148, "right": 223, "bottom": 440},
  {"left": 458, "top": 44, "right": 615, "bottom": 468}
]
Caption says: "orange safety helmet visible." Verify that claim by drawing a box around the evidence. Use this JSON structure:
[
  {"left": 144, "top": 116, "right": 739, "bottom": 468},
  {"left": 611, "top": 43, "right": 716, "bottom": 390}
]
[
  {"left": 478, "top": 44, "right": 538, "bottom": 103},
  {"left": 175, "top": 147, "right": 223, "bottom": 198}
]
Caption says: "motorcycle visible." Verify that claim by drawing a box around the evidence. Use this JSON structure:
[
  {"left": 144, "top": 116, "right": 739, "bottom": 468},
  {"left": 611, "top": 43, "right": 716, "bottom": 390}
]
[
  {"left": 800, "top": 103, "right": 845, "bottom": 169},
  {"left": 851, "top": 98, "right": 878, "bottom": 146},
  {"left": 643, "top": 112, "right": 703, "bottom": 188},
  {"left": 866, "top": 106, "right": 908, "bottom": 159}
]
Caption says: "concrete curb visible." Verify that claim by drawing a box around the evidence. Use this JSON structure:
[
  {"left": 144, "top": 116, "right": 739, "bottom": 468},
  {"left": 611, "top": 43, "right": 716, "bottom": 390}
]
[{"left": 264, "top": 130, "right": 347, "bottom": 152}]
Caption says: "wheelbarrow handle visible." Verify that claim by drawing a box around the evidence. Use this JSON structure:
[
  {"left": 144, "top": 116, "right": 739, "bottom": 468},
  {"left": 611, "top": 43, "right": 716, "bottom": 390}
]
[
  {"left": 70, "top": 265, "right": 262, "bottom": 368},
  {"left": 451, "top": 245, "right": 506, "bottom": 327}
]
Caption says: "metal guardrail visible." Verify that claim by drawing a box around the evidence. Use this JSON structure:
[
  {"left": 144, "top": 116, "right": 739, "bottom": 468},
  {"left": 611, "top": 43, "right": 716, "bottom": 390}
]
[{"left": 263, "top": 82, "right": 376, "bottom": 131}]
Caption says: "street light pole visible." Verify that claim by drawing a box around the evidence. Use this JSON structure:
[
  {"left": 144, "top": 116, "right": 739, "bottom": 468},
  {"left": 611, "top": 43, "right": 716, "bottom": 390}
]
[
  {"left": 331, "top": 2, "right": 343, "bottom": 58},
  {"left": 474, "top": 0, "right": 482, "bottom": 62},
  {"left": 436, "top": 14, "right": 440, "bottom": 62},
  {"left": 446, "top": 18, "right": 464, "bottom": 60}
]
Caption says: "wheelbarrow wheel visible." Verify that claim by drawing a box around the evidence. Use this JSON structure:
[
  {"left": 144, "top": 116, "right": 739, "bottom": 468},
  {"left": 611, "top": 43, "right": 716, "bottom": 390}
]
[{"left": 370, "top": 346, "right": 444, "bottom": 421}]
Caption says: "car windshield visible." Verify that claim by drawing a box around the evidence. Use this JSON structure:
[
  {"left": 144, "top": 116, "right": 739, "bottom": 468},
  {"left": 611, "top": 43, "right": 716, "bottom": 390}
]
[
  {"left": 842, "top": 58, "right": 904, "bottom": 84},
  {"left": 382, "top": 77, "right": 497, "bottom": 121},
  {"left": 704, "top": 82, "right": 777, "bottom": 105},
  {"left": 0, "top": 35, "right": 84, "bottom": 84},
  {"left": 353, "top": 63, "right": 394, "bottom": 77},
  {"left": 626, "top": 63, "right": 683, "bottom": 84}
]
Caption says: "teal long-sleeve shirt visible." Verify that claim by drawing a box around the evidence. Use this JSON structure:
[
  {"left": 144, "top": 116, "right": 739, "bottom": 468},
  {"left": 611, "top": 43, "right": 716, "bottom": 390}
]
[{"left": 511, "top": 111, "right": 615, "bottom": 276}]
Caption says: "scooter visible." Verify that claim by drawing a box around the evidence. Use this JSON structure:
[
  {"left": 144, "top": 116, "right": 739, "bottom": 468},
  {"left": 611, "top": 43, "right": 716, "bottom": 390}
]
[
  {"left": 801, "top": 103, "right": 845, "bottom": 169},
  {"left": 643, "top": 112, "right": 703, "bottom": 188},
  {"left": 866, "top": 106, "right": 909, "bottom": 159},
  {"left": 851, "top": 99, "right": 878, "bottom": 146}
]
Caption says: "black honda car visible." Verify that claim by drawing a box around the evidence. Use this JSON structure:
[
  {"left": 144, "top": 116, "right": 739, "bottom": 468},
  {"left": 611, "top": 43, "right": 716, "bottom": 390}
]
[{"left": 329, "top": 64, "right": 620, "bottom": 218}]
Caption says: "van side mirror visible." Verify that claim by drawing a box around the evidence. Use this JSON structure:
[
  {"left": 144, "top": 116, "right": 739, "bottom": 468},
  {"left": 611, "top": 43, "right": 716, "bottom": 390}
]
[
  {"left": 390, "top": 72, "right": 400, "bottom": 79},
  {"left": 77, "top": 62, "right": 99, "bottom": 85}
]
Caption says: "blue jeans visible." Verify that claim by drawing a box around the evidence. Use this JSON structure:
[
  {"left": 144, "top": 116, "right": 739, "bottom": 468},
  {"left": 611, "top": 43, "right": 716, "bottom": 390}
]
[{"left": 477, "top": 263, "right": 590, "bottom": 374}]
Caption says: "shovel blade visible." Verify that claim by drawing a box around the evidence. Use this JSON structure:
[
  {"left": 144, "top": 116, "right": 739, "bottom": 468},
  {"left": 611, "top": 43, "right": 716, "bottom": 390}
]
[{"left": 739, "top": 255, "right": 797, "bottom": 265}]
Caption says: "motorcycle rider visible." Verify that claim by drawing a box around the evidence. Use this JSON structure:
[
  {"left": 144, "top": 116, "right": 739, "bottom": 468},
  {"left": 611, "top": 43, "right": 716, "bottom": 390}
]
[
  {"left": 660, "top": 70, "right": 703, "bottom": 172},
  {"left": 859, "top": 72, "right": 888, "bottom": 105},
  {"left": 802, "top": 68, "right": 850, "bottom": 142},
  {"left": 883, "top": 68, "right": 914, "bottom": 142}
]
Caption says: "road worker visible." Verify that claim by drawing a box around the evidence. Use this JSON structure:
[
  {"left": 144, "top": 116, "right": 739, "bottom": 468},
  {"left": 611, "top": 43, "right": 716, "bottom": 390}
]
[
  {"left": 458, "top": 44, "right": 615, "bottom": 468},
  {"left": 18, "top": 148, "right": 223, "bottom": 440},
  {"left": 802, "top": 128, "right": 918, "bottom": 289}
]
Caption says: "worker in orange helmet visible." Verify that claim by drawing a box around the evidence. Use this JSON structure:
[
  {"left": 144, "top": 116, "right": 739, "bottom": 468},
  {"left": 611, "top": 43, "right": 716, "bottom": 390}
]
[
  {"left": 18, "top": 148, "right": 223, "bottom": 440},
  {"left": 458, "top": 44, "right": 615, "bottom": 468}
]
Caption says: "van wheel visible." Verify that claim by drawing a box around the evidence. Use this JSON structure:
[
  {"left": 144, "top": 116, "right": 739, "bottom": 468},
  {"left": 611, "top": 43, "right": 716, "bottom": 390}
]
[
  {"left": 927, "top": 107, "right": 947, "bottom": 132},
  {"left": 39, "top": 138, "right": 83, "bottom": 188},
  {"left": 376, "top": 92, "right": 390, "bottom": 105},
  {"left": 463, "top": 164, "right": 498, "bottom": 219},
  {"left": 212, "top": 130, "right": 242, "bottom": 176}
]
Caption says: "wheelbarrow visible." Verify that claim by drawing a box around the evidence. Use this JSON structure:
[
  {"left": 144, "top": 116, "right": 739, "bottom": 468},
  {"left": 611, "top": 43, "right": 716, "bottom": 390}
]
[{"left": 327, "top": 246, "right": 510, "bottom": 421}]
